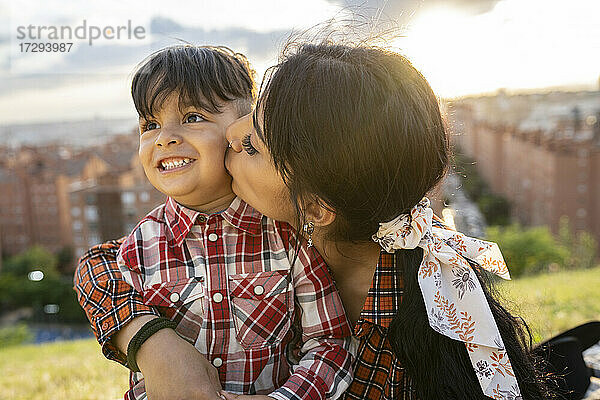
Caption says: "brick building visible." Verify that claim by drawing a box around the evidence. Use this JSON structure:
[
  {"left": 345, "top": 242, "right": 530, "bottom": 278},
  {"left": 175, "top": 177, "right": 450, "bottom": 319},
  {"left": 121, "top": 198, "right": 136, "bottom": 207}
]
[
  {"left": 451, "top": 99, "right": 600, "bottom": 241},
  {"left": 0, "top": 132, "right": 164, "bottom": 269},
  {"left": 0, "top": 145, "right": 75, "bottom": 256},
  {"left": 68, "top": 148, "right": 164, "bottom": 259}
]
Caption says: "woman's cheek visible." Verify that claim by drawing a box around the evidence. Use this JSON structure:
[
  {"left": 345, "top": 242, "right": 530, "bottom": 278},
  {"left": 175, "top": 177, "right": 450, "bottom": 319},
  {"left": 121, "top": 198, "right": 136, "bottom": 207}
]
[{"left": 261, "top": 175, "right": 296, "bottom": 223}]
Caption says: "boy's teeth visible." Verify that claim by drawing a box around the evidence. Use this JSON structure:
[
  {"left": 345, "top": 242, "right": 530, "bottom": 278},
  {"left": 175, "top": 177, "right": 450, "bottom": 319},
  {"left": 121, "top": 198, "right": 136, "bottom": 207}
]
[{"left": 161, "top": 158, "right": 192, "bottom": 170}]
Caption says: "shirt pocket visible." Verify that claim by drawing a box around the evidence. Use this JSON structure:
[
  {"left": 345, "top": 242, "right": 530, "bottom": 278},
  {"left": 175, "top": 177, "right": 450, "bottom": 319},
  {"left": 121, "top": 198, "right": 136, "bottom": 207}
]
[
  {"left": 228, "top": 270, "right": 293, "bottom": 350},
  {"left": 142, "top": 276, "right": 206, "bottom": 322},
  {"left": 143, "top": 277, "right": 207, "bottom": 344}
]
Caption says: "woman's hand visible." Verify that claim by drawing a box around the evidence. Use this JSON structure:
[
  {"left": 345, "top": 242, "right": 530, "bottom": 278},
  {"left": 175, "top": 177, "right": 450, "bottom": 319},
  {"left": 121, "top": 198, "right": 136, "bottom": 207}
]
[
  {"left": 112, "top": 316, "right": 222, "bottom": 399},
  {"left": 220, "top": 392, "right": 274, "bottom": 400},
  {"left": 137, "top": 328, "right": 223, "bottom": 400}
]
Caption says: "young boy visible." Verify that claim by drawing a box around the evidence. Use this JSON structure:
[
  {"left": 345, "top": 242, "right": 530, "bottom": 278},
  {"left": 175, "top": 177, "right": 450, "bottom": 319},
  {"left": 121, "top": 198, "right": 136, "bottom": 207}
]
[{"left": 113, "top": 45, "right": 353, "bottom": 400}]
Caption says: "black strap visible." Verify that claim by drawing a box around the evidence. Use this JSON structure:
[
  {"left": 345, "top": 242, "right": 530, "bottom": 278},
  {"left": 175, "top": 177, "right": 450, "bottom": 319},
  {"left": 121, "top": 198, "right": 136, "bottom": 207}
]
[{"left": 126, "top": 317, "right": 178, "bottom": 372}]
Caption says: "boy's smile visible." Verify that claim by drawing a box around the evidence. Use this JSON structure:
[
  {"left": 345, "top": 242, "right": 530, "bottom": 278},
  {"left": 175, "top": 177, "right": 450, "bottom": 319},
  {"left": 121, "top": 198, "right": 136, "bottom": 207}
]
[
  {"left": 138, "top": 92, "right": 238, "bottom": 212},
  {"left": 157, "top": 157, "right": 195, "bottom": 172}
]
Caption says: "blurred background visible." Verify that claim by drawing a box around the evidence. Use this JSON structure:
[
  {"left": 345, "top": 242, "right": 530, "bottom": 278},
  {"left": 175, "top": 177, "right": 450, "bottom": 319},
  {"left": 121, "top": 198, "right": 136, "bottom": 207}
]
[{"left": 0, "top": 0, "right": 598, "bottom": 398}]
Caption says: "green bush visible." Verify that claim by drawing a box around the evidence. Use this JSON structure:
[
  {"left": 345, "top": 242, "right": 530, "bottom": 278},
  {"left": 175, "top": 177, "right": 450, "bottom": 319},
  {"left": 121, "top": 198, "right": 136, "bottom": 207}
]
[
  {"left": 486, "top": 224, "right": 570, "bottom": 277},
  {"left": 0, "top": 247, "right": 87, "bottom": 324},
  {"left": 558, "top": 216, "right": 598, "bottom": 270},
  {"left": 478, "top": 194, "right": 512, "bottom": 226},
  {"left": 2, "top": 246, "right": 59, "bottom": 278},
  {"left": 0, "top": 324, "right": 33, "bottom": 348},
  {"left": 487, "top": 221, "right": 598, "bottom": 276}
]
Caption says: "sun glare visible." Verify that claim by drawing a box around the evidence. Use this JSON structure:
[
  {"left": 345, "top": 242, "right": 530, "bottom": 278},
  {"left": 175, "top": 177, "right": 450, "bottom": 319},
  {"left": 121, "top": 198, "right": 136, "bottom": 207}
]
[
  {"left": 395, "top": 0, "right": 600, "bottom": 98},
  {"left": 395, "top": 5, "right": 513, "bottom": 98}
]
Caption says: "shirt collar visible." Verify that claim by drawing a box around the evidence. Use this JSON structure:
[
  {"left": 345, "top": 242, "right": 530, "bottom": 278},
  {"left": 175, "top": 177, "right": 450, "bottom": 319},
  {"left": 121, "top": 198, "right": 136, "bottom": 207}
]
[
  {"left": 164, "top": 197, "right": 202, "bottom": 246},
  {"left": 164, "top": 196, "right": 263, "bottom": 247},
  {"left": 354, "top": 251, "right": 403, "bottom": 336},
  {"left": 221, "top": 196, "right": 264, "bottom": 236}
]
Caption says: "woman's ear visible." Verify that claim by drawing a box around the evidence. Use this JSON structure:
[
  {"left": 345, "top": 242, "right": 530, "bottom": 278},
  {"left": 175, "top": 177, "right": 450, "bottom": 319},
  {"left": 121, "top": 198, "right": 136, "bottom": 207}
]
[{"left": 304, "top": 197, "right": 336, "bottom": 227}]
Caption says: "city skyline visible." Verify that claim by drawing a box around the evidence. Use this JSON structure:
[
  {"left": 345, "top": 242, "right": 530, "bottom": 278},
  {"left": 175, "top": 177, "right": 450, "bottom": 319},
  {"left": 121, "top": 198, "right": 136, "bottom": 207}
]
[{"left": 1, "top": 89, "right": 598, "bottom": 263}]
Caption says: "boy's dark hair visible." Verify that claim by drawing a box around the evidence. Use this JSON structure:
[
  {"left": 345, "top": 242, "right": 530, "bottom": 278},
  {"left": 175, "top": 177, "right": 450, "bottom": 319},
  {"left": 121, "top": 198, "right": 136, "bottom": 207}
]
[{"left": 132, "top": 45, "right": 256, "bottom": 119}]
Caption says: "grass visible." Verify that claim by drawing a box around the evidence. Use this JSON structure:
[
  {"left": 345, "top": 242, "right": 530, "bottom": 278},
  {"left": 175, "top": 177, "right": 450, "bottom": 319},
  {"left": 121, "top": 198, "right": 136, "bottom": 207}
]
[
  {"left": 0, "top": 266, "right": 598, "bottom": 399},
  {"left": 498, "top": 265, "right": 600, "bottom": 343},
  {"left": 0, "top": 338, "right": 128, "bottom": 400}
]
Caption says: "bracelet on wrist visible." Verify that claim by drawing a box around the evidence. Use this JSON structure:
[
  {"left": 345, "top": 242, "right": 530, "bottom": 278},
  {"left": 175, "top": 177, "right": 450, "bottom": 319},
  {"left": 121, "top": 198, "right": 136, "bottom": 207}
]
[{"left": 126, "top": 317, "right": 178, "bottom": 372}]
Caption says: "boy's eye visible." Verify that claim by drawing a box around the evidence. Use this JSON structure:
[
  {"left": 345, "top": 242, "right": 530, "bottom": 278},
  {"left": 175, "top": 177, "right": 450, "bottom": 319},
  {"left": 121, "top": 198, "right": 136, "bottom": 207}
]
[
  {"left": 141, "top": 121, "right": 160, "bottom": 133},
  {"left": 184, "top": 113, "right": 206, "bottom": 124},
  {"left": 241, "top": 134, "right": 258, "bottom": 156}
]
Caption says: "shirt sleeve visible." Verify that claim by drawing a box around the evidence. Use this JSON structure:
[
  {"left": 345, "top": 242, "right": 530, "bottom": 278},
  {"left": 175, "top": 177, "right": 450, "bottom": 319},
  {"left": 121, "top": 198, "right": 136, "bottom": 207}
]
[
  {"left": 73, "top": 238, "right": 160, "bottom": 365},
  {"left": 270, "top": 222, "right": 355, "bottom": 400}
]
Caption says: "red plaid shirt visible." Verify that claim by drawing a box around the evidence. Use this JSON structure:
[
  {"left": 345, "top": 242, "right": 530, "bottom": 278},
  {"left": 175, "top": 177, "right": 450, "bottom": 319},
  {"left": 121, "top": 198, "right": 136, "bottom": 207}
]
[
  {"left": 74, "top": 204, "right": 451, "bottom": 399},
  {"left": 342, "top": 216, "right": 448, "bottom": 400},
  {"left": 343, "top": 251, "right": 418, "bottom": 400},
  {"left": 115, "top": 196, "right": 352, "bottom": 400}
]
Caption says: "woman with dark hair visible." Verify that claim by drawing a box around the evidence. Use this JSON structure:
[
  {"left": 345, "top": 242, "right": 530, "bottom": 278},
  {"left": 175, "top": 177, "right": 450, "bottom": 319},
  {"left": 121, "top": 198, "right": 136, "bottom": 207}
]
[{"left": 223, "top": 42, "right": 552, "bottom": 400}]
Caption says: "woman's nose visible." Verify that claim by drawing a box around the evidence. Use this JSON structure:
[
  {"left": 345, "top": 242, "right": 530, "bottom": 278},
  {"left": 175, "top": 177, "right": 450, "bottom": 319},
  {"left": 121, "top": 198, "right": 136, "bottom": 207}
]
[
  {"left": 226, "top": 114, "right": 252, "bottom": 153},
  {"left": 228, "top": 139, "right": 242, "bottom": 153}
]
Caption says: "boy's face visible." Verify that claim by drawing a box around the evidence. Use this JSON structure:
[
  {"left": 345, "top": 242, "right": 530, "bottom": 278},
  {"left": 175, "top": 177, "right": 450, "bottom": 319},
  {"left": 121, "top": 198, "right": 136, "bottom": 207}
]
[{"left": 138, "top": 92, "right": 237, "bottom": 212}]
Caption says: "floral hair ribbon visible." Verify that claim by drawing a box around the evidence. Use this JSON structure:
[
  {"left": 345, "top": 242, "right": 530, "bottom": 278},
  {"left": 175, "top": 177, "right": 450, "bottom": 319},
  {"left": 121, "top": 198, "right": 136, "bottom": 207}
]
[{"left": 372, "top": 197, "right": 521, "bottom": 400}]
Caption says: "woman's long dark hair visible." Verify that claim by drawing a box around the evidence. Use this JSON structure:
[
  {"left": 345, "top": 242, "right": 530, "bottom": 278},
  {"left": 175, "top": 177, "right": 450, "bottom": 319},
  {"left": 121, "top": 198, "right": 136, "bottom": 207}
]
[
  {"left": 258, "top": 42, "right": 553, "bottom": 399},
  {"left": 393, "top": 248, "right": 549, "bottom": 399}
]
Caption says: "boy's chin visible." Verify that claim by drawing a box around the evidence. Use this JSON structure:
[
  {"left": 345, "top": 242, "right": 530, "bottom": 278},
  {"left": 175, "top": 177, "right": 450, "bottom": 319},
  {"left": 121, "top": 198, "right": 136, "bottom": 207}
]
[{"left": 168, "top": 190, "right": 237, "bottom": 210}]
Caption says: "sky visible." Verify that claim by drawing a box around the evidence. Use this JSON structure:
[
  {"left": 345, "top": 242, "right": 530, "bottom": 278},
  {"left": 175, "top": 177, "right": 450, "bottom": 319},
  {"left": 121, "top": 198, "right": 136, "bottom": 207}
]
[{"left": 0, "top": 0, "right": 599, "bottom": 125}]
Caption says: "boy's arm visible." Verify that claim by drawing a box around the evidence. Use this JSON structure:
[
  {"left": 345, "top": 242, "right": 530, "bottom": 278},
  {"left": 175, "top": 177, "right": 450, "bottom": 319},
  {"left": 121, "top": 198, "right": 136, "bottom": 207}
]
[
  {"left": 74, "top": 238, "right": 224, "bottom": 400},
  {"left": 73, "top": 239, "right": 160, "bottom": 364},
  {"left": 270, "top": 223, "right": 354, "bottom": 400}
]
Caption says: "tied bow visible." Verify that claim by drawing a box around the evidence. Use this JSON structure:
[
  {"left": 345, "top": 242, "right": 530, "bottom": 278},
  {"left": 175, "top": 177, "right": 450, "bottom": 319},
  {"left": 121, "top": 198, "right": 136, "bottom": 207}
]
[{"left": 372, "top": 197, "right": 521, "bottom": 400}]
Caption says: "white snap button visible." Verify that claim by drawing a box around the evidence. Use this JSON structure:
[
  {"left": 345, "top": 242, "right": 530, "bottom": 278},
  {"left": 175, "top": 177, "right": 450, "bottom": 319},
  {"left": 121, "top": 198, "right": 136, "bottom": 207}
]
[
  {"left": 208, "top": 233, "right": 218, "bottom": 242},
  {"left": 212, "top": 292, "right": 223, "bottom": 303},
  {"left": 212, "top": 357, "right": 223, "bottom": 367},
  {"left": 169, "top": 292, "right": 180, "bottom": 303},
  {"left": 253, "top": 285, "right": 265, "bottom": 296}
]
